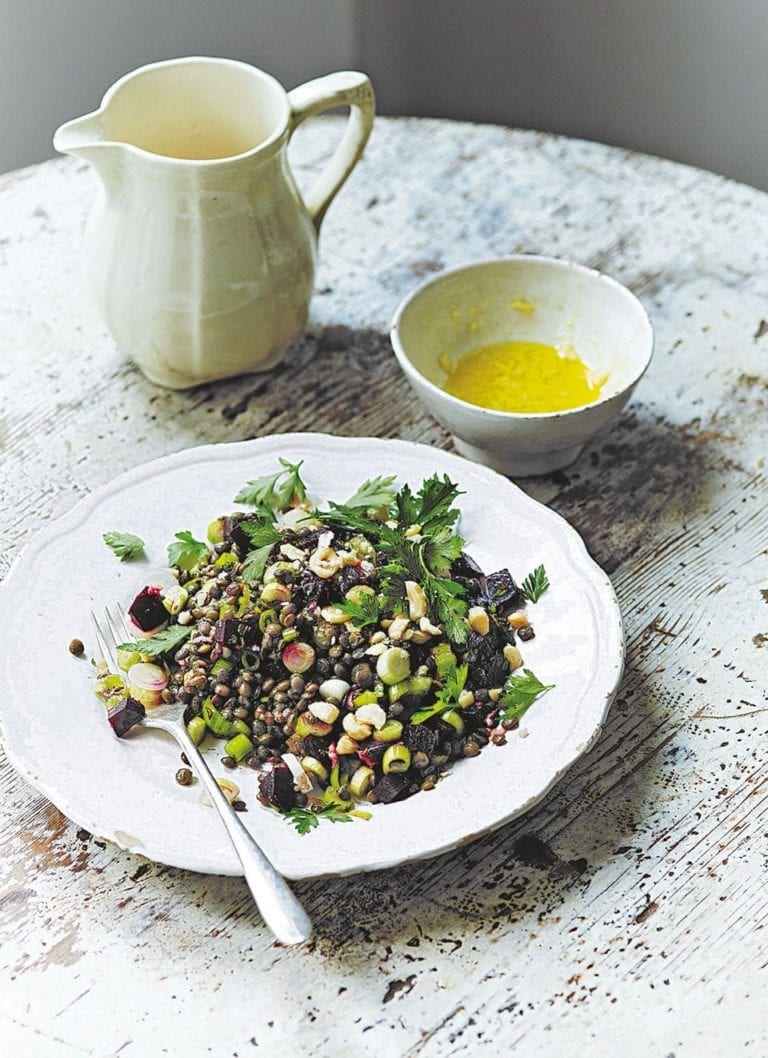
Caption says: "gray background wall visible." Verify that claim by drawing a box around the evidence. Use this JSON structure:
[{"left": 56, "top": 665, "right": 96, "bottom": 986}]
[{"left": 2, "top": 0, "right": 767, "bottom": 191}]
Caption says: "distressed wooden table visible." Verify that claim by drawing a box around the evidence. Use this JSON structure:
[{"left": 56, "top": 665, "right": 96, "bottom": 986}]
[{"left": 1, "top": 116, "right": 767, "bottom": 1058}]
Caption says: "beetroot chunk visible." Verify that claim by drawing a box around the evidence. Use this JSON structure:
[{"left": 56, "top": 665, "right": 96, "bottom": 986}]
[
  {"left": 370, "top": 772, "right": 413, "bottom": 804},
  {"left": 452, "top": 551, "right": 485, "bottom": 578},
  {"left": 128, "top": 586, "right": 167, "bottom": 631},
  {"left": 485, "top": 570, "right": 521, "bottom": 612},
  {"left": 214, "top": 618, "right": 239, "bottom": 646},
  {"left": 357, "top": 741, "right": 388, "bottom": 768},
  {"left": 108, "top": 696, "right": 146, "bottom": 737},
  {"left": 258, "top": 764, "right": 297, "bottom": 811},
  {"left": 403, "top": 724, "right": 438, "bottom": 755}
]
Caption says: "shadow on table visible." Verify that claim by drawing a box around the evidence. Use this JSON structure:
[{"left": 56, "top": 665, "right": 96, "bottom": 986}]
[{"left": 287, "top": 648, "right": 668, "bottom": 959}]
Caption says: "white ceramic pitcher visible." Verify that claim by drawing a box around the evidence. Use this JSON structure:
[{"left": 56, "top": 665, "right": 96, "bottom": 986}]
[{"left": 54, "top": 57, "right": 375, "bottom": 389}]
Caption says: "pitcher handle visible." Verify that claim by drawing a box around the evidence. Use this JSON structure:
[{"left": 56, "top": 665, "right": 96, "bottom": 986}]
[{"left": 288, "top": 71, "right": 375, "bottom": 231}]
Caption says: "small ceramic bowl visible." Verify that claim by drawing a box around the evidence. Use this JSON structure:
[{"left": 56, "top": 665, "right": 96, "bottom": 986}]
[{"left": 390, "top": 255, "right": 654, "bottom": 476}]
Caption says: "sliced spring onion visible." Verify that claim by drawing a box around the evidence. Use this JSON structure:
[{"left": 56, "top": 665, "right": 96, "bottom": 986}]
[
  {"left": 301, "top": 756, "right": 329, "bottom": 783},
  {"left": 349, "top": 765, "right": 375, "bottom": 798},
  {"left": 215, "top": 551, "right": 238, "bottom": 569},
  {"left": 116, "top": 647, "right": 142, "bottom": 672},
  {"left": 186, "top": 716, "right": 207, "bottom": 746},
  {"left": 210, "top": 658, "right": 233, "bottom": 677},
  {"left": 202, "top": 697, "right": 234, "bottom": 737},
  {"left": 353, "top": 689, "right": 380, "bottom": 707},
  {"left": 440, "top": 708, "right": 465, "bottom": 735},
  {"left": 373, "top": 719, "right": 403, "bottom": 743},
  {"left": 376, "top": 647, "right": 411, "bottom": 686},
  {"left": 224, "top": 733, "right": 253, "bottom": 762},
  {"left": 294, "top": 713, "right": 333, "bottom": 738},
  {"left": 207, "top": 518, "right": 225, "bottom": 544},
  {"left": 382, "top": 744, "right": 411, "bottom": 774}
]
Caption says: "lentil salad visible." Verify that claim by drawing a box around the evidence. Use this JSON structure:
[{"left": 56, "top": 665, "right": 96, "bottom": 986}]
[{"left": 96, "top": 460, "right": 554, "bottom": 830}]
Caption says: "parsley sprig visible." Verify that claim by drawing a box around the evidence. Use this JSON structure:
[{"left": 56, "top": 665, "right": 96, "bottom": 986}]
[
  {"left": 103, "top": 531, "right": 146, "bottom": 562},
  {"left": 321, "top": 474, "right": 469, "bottom": 643},
  {"left": 499, "top": 668, "right": 554, "bottom": 721},
  {"left": 284, "top": 805, "right": 354, "bottom": 834},
  {"left": 377, "top": 525, "right": 468, "bottom": 643},
  {"left": 336, "top": 591, "right": 381, "bottom": 629},
  {"left": 395, "top": 475, "right": 463, "bottom": 535},
  {"left": 411, "top": 661, "right": 468, "bottom": 724},
  {"left": 167, "top": 530, "right": 209, "bottom": 571},
  {"left": 117, "top": 624, "right": 192, "bottom": 657},
  {"left": 521, "top": 564, "right": 550, "bottom": 603},
  {"left": 235, "top": 458, "right": 307, "bottom": 513},
  {"left": 344, "top": 475, "right": 398, "bottom": 510},
  {"left": 239, "top": 519, "right": 283, "bottom": 583},
  {"left": 424, "top": 526, "right": 465, "bottom": 574}
]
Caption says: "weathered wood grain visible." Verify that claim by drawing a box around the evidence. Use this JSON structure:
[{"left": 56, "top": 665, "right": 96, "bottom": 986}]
[{"left": 1, "top": 117, "right": 767, "bottom": 1057}]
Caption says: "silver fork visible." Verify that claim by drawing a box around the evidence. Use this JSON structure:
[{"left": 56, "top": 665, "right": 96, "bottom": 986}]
[{"left": 91, "top": 605, "right": 312, "bottom": 945}]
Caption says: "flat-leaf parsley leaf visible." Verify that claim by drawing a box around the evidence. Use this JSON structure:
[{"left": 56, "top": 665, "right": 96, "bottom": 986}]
[
  {"left": 117, "top": 624, "right": 192, "bottom": 658},
  {"left": 235, "top": 458, "right": 307, "bottom": 512},
  {"left": 395, "top": 474, "right": 463, "bottom": 535},
  {"left": 167, "top": 530, "right": 209, "bottom": 571},
  {"left": 239, "top": 519, "right": 283, "bottom": 583},
  {"left": 103, "top": 531, "right": 146, "bottom": 562},
  {"left": 344, "top": 475, "right": 398, "bottom": 510},
  {"left": 337, "top": 591, "right": 381, "bottom": 629},
  {"left": 284, "top": 805, "right": 354, "bottom": 834},
  {"left": 499, "top": 668, "right": 554, "bottom": 721},
  {"left": 520, "top": 564, "right": 550, "bottom": 603},
  {"left": 411, "top": 661, "right": 469, "bottom": 724}
]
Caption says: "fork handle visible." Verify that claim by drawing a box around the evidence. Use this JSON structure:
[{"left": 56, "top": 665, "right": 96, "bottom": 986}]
[{"left": 160, "top": 719, "right": 312, "bottom": 945}]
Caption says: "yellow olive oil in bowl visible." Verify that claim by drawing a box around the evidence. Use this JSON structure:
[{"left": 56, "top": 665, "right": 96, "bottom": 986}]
[
  {"left": 440, "top": 340, "right": 606, "bottom": 414},
  {"left": 390, "top": 256, "right": 654, "bottom": 476}
]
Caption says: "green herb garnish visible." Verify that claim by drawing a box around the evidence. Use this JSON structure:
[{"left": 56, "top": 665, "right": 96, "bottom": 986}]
[
  {"left": 395, "top": 474, "right": 463, "bottom": 535},
  {"left": 520, "top": 564, "right": 550, "bottom": 604},
  {"left": 375, "top": 528, "right": 468, "bottom": 644},
  {"left": 423, "top": 525, "right": 465, "bottom": 575},
  {"left": 241, "top": 547, "right": 274, "bottom": 583},
  {"left": 103, "top": 531, "right": 146, "bottom": 562},
  {"left": 167, "top": 530, "right": 209, "bottom": 571},
  {"left": 411, "top": 662, "right": 468, "bottom": 724},
  {"left": 239, "top": 519, "right": 283, "bottom": 583},
  {"left": 322, "top": 476, "right": 469, "bottom": 643},
  {"left": 234, "top": 458, "right": 307, "bottom": 512},
  {"left": 498, "top": 668, "right": 554, "bottom": 721},
  {"left": 117, "top": 624, "right": 192, "bottom": 658},
  {"left": 344, "top": 475, "right": 398, "bottom": 510},
  {"left": 284, "top": 805, "right": 355, "bottom": 835},
  {"left": 421, "top": 568, "right": 468, "bottom": 643},
  {"left": 336, "top": 591, "right": 381, "bottom": 629}
]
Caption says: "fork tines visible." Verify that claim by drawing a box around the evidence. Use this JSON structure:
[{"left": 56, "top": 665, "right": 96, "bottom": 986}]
[{"left": 90, "top": 604, "right": 129, "bottom": 671}]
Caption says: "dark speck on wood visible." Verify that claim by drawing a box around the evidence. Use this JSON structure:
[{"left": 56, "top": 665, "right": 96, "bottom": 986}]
[
  {"left": 514, "top": 834, "right": 588, "bottom": 882},
  {"left": 634, "top": 899, "right": 659, "bottom": 924},
  {"left": 383, "top": 975, "right": 417, "bottom": 1003}
]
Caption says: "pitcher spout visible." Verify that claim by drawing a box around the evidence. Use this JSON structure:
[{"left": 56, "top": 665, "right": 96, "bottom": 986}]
[
  {"left": 54, "top": 111, "right": 105, "bottom": 158},
  {"left": 53, "top": 112, "right": 125, "bottom": 189}
]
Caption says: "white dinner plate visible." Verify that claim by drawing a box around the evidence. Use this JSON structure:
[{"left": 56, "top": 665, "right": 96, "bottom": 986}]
[{"left": 0, "top": 434, "right": 623, "bottom": 879}]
